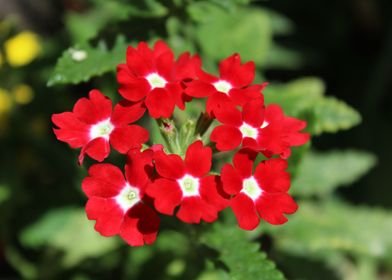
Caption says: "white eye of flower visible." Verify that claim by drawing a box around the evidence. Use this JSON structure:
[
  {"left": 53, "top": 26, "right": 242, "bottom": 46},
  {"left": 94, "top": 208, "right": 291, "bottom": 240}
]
[
  {"left": 242, "top": 177, "right": 262, "bottom": 200},
  {"left": 239, "top": 123, "right": 258, "bottom": 139},
  {"left": 213, "top": 80, "right": 232, "bottom": 94},
  {"left": 115, "top": 184, "right": 141, "bottom": 212},
  {"left": 90, "top": 118, "right": 114, "bottom": 140},
  {"left": 261, "top": 120, "right": 269, "bottom": 129},
  {"left": 177, "top": 174, "right": 200, "bottom": 197},
  {"left": 146, "top": 73, "right": 167, "bottom": 89}
]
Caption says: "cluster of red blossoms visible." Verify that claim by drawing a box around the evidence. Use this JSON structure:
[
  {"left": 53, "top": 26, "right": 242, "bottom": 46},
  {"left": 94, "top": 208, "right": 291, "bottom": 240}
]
[{"left": 52, "top": 41, "right": 309, "bottom": 246}]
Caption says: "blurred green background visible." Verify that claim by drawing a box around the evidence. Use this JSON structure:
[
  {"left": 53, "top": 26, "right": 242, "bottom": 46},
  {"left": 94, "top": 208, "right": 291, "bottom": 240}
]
[{"left": 0, "top": 0, "right": 391, "bottom": 279}]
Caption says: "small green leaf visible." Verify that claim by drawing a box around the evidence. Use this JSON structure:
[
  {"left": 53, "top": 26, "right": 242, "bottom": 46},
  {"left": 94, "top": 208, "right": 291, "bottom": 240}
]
[
  {"left": 292, "top": 150, "right": 377, "bottom": 197},
  {"left": 310, "top": 97, "right": 362, "bottom": 135},
  {"left": 202, "top": 222, "right": 286, "bottom": 280},
  {"left": 47, "top": 36, "right": 127, "bottom": 86},
  {"left": 195, "top": 6, "right": 272, "bottom": 66},
  {"left": 267, "top": 201, "right": 392, "bottom": 260},
  {"left": 20, "top": 207, "right": 119, "bottom": 267}
]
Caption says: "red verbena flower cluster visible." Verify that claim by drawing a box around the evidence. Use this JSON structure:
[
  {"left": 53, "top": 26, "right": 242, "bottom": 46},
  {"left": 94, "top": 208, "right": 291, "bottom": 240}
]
[{"left": 52, "top": 41, "right": 309, "bottom": 246}]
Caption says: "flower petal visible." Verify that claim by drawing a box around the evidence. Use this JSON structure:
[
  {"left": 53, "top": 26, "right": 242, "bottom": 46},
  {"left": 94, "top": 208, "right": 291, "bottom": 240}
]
[
  {"left": 79, "top": 137, "right": 110, "bottom": 164},
  {"left": 242, "top": 98, "right": 264, "bottom": 127},
  {"left": 230, "top": 193, "right": 259, "bottom": 230},
  {"left": 146, "top": 178, "right": 182, "bottom": 215},
  {"left": 256, "top": 193, "right": 298, "bottom": 225},
  {"left": 200, "top": 175, "right": 229, "bottom": 211},
  {"left": 221, "top": 164, "right": 243, "bottom": 195},
  {"left": 145, "top": 88, "right": 175, "bottom": 119},
  {"left": 176, "top": 197, "right": 217, "bottom": 223},
  {"left": 185, "top": 80, "right": 216, "bottom": 98},
  {"left": 233, "top": 149, "right": 257, "bottom": 178},
  {"left": 219, "top": 54, "right": 255, "bottom": 88},
  {"left": 210, "top": 125, "right": 242, "bottom": 151},
  {"left": 185, "top": 140, "right": 212, "bottom": 177},
  {"left": 254, "top": 158, "right": 290, "bottom": 193},
  {"left": 119, "top": 203, "right": 160, "bottom": 246},
  {"left": 117, "top": 64, "right": 150, "bottom": 102},
  {"left": 154, "top": 151, "right": 185, "bottom": 179},
  {"left": 111, "top": 100, "right": 146, "bottom": 126},
  {"left": 110, "top": 125, "right": 149, "bottom": 154},
  {"left": 88, "top": 198, "right": 124, "bottom": 236},
  {"left": 82, "top": 163, "right": 125, "bottom": 198}
]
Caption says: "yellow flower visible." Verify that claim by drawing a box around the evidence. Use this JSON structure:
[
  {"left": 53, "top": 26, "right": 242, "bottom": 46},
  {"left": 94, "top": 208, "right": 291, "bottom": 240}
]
[
  {"left": 4, "top": 31, "right": 41, "bottom": 67},
  {"left": 13, "top": 84, "right": 34, "bottom": 105},
  {"left": 0, "top": 88, "right": 12, "bottom": 113}
]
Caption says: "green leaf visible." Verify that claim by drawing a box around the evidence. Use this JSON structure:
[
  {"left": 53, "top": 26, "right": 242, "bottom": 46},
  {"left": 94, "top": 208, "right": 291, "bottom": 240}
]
[
  {"left": 267, "top": 9, "right": 295, "bottom": 35},
  {"left": 264, "top": 77, "right": 325, "bottom": 116},
  {"left": 47, "top": 36, "right": 127, "bottom": 86},
  {"left": 194, "top": 6, "right": 272, "bottom": 66},
  {"left": 292, "top": 150, "right": 377, "bottom": 197},
  {"left": 65, "top": 1, "right": 132, "bottom": 43},
  {"left": 263, "top": 44, "right": 304, "bottom": 70},
  {"left": 264, "top": 77, "right": 361, "bottom": 134},
  {"left": 267, "top": 201, "right": 392, "bottom": 261},
  {"left": 202, "top": 222, "right": 286, "bottom": 280},
  {"left": 310, "top": 96, "right": 362, "bottom": 135},
  {"left": 20, "top": 207, "right": 119, "bottom": 267}
]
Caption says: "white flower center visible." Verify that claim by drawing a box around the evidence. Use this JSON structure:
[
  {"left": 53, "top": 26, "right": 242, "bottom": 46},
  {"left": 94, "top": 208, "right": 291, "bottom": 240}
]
[
  {"left": 90, "top": 118, "right": 114, "bottom": 140},
  {"left": 213, "top": 80, "right": 232, "bottom": 94},
  {"left": 146, "top": 73, "right": 167, "bottom": 89},
  {"left": 177, "top": 174, "right": 200, "bottom": 197},
  {"left": 241, "top": 176, "right": 262, "bottom": 200},
  {"left": 261, "top": 120, "right": 269, "bottom": 129},
  {"left": 239, "top": 123, "right": 258, "bottom": 139},
  {"left": 115, "top": 184, "right": 141, "bottom": 212}
]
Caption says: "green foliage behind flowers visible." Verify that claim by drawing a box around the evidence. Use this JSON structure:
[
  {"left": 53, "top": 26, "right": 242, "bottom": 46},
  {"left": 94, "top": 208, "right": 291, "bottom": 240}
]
[{"left": 1, "top": 0, "right": 390, "bottom": 279}]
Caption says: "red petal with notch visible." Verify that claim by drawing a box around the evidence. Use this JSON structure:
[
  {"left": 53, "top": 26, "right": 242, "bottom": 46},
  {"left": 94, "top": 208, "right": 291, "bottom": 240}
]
[
  {"left": 220, "top": 164, "right": 243, "bottom": 195},
  {"left": 146, "top": 178, "right": 182, "bottom": 215},
  {"left": 79, "top": 137, "right": 110, "bottom": 164},
  {"left": 111, "top": 100, "right": 145, "bottom": 126},
  {"left": 184, "top": 140, "right": 212, "bottom": 177},
  {"left": 154, "top": 151, "right": 185, "bottom": 179},
  {"left": 145, "top": 88, "right": 175, "bottom": 119},
  {"left": 210, "top": 125, "right": 242, "bottom": 151},
  {"left": 117, "top": 64, "right": 150, "bottom": 102},
  {"left": 82, "top": 164, "right": 125, "bottom": 198},
  {"left": 120, "top": 203, "right": 159, "bottom": 246},
  {"left": 230, "top": 193, "right": 259, "bottom": 230},
  {"left": 176, "top": 197, "right": 217, "bottom": 223},
  {"left": 254, "top": 158, "right": 290, "bottom": 193},
  {"left": 219, "top": 54, "right": 255, "bottom": 88},
  {"left": 110, "top": 125, "right": 149, "bottom": 154},
  {"left": 255, "top": 193, "right": 298, "bottom": 225}
]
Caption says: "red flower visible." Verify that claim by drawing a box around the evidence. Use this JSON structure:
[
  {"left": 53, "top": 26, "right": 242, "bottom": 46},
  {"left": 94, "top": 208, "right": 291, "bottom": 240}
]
[
  {"left": 258, "top": 104, "right": 310, "bottom": 158},
  {"left": 221, "top": 149, "right": 298, "bottom": 230},
  {"left": 210, "top": 98, "right": 266, "bottom": 152},
  {"left": 52, "top": 89, "right": 148, "bottom": 164},
  {"left": 185, "top": 53, "right": 266, "bottom": 116},
  {"left": 210, "top": 100, "right": 310, "bottom": 158},
  {"left": 146, "top": 140, "right": 227, "bottom": 223},
  {"left": 117, "top": 41, "right": 201, "bottom": 118},
  {"left": 82, "top": 149, "right": 160, "bottom": 246}
]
